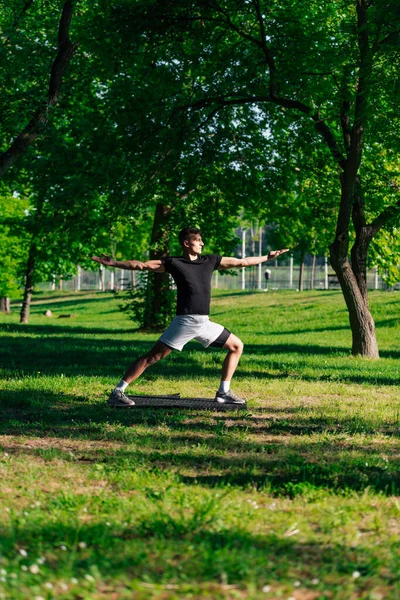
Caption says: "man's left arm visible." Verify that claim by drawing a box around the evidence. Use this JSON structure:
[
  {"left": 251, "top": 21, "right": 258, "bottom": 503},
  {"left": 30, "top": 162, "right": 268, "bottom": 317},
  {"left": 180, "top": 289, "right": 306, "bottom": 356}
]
[{"left": 218, "top": 249, "right": 289, "bottom": 270}]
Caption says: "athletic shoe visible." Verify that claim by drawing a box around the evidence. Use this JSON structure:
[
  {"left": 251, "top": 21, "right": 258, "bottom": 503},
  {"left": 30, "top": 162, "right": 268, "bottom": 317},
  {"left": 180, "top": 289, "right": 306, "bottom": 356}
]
[
  {"left": 107, "top": 388, "right": 135, "bottom": 407},
  {"left": 215, "top": 389, "right": 246, "bottom": 404}
]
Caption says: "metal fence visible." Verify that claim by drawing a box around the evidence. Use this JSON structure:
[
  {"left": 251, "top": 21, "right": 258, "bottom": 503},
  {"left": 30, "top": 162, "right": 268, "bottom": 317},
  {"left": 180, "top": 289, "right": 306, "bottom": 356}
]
[
  {"left": 38, "top": 262, "right": 394, "bottom": 292},
  {"left": 36, "top": 223, "right": 399, "bottom": 293},
  {"left": 37, "top": 266, "right": 138, "bottom": 293},
  {"left": 214, "top": 264, "right": 390, "bottom": 291}
]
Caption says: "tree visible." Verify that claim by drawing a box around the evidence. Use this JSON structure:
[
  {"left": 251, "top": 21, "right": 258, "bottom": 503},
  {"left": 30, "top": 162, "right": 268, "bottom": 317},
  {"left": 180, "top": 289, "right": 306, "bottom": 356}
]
[
  {"left": 125, "top": 0, "right": 400, "bottom": 357},
  {"left": 0, "top": 0, "right": 78, "bottom": 309},
  {"left": 14, "top": 124, "right": 121, "bottom": 323},
  {"left": 0, "top": 0, "right": 78, "bottom": 176}
]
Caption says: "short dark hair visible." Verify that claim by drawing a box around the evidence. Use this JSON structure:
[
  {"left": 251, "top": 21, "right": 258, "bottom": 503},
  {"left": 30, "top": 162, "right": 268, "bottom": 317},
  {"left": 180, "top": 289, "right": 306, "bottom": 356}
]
[{"left": 178, "top": 227, "right": 201, "bottom": 247}]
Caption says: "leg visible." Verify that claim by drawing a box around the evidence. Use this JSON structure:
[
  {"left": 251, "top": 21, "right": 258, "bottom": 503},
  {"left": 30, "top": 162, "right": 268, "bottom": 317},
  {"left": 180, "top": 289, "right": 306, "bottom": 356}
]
[
  {"left": 122, "top": 341, "right": 172, "bottom": 384},
  {"left": 220, "top": 333, "right": 244, "bottom": 382},
  {"left": 108, "top": 341, "right": 172, "bottom": 407},
  {"left": 214, "top": 333, "right": 245, "bottom": 404}
]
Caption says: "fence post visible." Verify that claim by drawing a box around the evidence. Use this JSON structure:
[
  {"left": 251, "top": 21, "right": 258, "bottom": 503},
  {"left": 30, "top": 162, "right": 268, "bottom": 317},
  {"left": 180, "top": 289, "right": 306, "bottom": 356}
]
[
  {"left": 324, "top": 257, "right": 329, "bottom": 290},
  {"left": 289, "top": 254, "right": 293, "bottom": 289},
  {"left": 241, "top": 228, "right": 246, "bottom": 290},
  {"left": 375, "top": 266, "right": 379, "bottom": 290},
  {"left": 310, "top": 254, "right": 316, "bottom": 290},
  {"left": 258, "top": 227, "right": 262, "bottom": 290}
]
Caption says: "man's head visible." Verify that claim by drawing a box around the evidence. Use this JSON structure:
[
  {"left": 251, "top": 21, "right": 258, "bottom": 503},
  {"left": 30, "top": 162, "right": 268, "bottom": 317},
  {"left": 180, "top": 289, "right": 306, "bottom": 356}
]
[{"left": 178, "top": 227, "right": 204, "bottom": 255}]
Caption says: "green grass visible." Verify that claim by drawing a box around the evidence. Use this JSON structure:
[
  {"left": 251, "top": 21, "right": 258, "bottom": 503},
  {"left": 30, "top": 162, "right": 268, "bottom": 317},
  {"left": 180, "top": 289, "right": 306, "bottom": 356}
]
[{"left": 0, "top": 289, "right": 399, "bottom": 599}]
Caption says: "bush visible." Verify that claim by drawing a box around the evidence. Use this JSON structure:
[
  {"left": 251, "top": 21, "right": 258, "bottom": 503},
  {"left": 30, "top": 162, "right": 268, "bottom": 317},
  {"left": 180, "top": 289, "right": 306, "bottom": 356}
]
[{"left": 118, "top": 271, "right": 176, "bottom": 330}]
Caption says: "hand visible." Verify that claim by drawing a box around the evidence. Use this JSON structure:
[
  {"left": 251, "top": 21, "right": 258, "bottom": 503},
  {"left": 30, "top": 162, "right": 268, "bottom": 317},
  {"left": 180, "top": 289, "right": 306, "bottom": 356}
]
[
  {"left": 92, "top": 254, "right": 115, "bottom": 267},
  {"left": 130, "top": 261, "right": 146, "bottom": 271},
  {"left": 267, "top": 248, "right": 290, "bottom": 260}
]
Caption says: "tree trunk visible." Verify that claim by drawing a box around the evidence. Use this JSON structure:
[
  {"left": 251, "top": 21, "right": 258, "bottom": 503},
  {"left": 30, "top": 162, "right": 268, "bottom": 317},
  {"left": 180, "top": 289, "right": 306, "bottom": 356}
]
[
  {"left": 20, "top": 244, "right": 36, "bottom": 324},
  {"left": 330, "top": 251, "right": 379, "bottom": 357},
  {"left": 329, "top": 171, "right": 379, "bottom": 358},
  {"left": 0, "top": 297, "right": 11, "bottom": 313},
  {"left": 143, "top": 202, "right": 172, "bottom": 330},
  {"left": 351, "top": 215, "right": 370, "bottom": 299}
]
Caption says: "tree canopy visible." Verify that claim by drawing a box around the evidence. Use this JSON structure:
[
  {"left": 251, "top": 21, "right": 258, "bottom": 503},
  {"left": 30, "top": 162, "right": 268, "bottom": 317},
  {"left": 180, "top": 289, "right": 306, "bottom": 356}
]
[{"left": 1, "top": 1, "right": 399, "bottom": 353}]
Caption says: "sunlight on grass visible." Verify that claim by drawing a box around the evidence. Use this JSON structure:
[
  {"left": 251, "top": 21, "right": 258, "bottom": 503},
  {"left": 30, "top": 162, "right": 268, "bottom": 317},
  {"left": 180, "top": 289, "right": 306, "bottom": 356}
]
[{"left": 0, "top": 290, "right": 399, "bottom": 598}]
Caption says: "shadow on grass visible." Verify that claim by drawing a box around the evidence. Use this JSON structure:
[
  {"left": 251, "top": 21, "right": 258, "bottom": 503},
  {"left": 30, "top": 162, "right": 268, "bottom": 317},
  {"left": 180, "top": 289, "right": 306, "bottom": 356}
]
[
  {"left": 30, "top": 295, "right": 116, "bottom": 308},
  {"left": 1, "top": 333, "right": 399, "bottom": 385},
  {"left": 265, "top": 325, "right": 349, "bottom": 335},
  {"left": 1, "top": 389, "right": 399, "bottom": 496},
  {"left": 0, "top": 323, "right": 134, "bottom": 336},
  {"left": 375, "top": 317, "right": 400, "bottom": 328},
  {"left": 0, "top": 519, "right": 390, "bottom": 589}
]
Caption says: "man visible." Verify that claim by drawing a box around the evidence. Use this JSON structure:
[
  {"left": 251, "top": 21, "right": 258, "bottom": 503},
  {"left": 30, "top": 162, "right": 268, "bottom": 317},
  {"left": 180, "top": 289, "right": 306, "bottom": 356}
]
[
  {"left": 264, "top": 268, "right": 272, "bottom": 291},
  {"left": 92, "top": 227, "right": 288, "bottom": 407}
]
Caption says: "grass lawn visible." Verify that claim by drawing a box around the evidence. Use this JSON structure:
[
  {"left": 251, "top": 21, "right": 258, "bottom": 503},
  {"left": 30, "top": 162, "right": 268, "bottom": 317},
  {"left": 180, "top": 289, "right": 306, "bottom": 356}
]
[{"left": 0, "top": 289, "right": 399, "bottom": 599}]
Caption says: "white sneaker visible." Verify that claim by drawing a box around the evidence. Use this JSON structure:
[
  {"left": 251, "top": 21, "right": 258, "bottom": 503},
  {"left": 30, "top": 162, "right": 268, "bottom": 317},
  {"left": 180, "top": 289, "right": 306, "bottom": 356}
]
[
  {"left": 108, "top": 388, "right": 135, "bottom": 407},
  {"left": 215, "top": 390, "right": 246, "bottom": 404}
]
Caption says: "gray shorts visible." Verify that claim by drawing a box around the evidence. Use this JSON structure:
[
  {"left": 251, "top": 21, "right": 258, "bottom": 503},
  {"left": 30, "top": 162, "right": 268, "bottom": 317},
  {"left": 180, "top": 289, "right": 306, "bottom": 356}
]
[{"left": 159, "top": 315, "right": 229, "bottom": 352}]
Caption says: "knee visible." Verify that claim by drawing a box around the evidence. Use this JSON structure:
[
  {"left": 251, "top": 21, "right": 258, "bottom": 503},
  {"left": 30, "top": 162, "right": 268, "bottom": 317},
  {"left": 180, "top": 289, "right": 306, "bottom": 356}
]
[
  {"left": 236, "top": 339, "right": 244, "bottom": 355},
  {"left": 145, "top": 351, "right": 162, "bottom": 367},
  {"left": 228, "top": 338, "right": 244, "bottom": 355}
]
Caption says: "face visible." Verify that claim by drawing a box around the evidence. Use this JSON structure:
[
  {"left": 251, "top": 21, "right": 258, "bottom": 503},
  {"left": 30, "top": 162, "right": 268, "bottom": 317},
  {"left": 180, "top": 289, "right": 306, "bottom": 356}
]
[{"left": 184, "top": 234, "right": 204, "bottom": 255}]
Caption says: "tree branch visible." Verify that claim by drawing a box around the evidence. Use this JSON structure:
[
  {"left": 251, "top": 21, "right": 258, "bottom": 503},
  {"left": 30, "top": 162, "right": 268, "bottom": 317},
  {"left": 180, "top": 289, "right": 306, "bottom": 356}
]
[
  {"left": 252, "top": 0, "right": 276, "bottom": 77},
  {"left": 349, "top": 0, "right": 372, "bottom": 177},
  {"left": 338, "top": 66, "right": 352, "bottom": 155},
  {"left": 48, "top": 0, "right": 78, "bottom": 106},
  {"left": 353, "top": 0, "right": 370, "bottom": 125},
  {"left": 210, "top": 2, "right": 345, "bottom": 165},
  {"left": 378, "top": 29, "right": 400, "bottom": 46},
  {"left": 180, "top": 92, "right": 346, "bottom": 168},
  {"left": 0, "top": 0, "right": 78, "bottom": 177},
  {"left": 208, "top": 1, "right": 263, "bottom": 49}
]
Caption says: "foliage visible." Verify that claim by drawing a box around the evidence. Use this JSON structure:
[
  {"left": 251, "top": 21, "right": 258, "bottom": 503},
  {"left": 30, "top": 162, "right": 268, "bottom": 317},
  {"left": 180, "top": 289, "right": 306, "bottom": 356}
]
[
  {"left": 370, "top": 228, "right": 400, "bottom": 286},
  {"left": 117, "top": 270, "right": 176, "bottom": 330},
  {"left": 0, "top": 188, "right": 29, "bottom": 298},
  {"left": 261, "top": 129, "right": 339, "bottom": 258}
]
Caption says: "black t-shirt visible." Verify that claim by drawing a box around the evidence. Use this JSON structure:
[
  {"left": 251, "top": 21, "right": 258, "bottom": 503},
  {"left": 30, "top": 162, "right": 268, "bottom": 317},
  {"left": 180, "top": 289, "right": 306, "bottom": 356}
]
[{"left": 161, "top": 254, "right": 222, "bottom": 315}]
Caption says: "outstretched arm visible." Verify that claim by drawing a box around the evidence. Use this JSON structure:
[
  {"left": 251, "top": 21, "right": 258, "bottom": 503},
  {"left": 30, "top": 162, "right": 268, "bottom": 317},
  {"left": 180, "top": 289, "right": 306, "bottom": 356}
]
[
  {"left": 219, "top": 248, "right": 289, "bottom": 270},
  {"left": 92, "top": 254, "right": 165, "bottom": 272}
]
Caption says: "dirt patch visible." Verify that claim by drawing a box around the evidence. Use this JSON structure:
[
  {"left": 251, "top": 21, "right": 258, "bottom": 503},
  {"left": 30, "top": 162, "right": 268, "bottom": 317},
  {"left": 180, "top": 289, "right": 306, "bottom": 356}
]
[{"left": 0, "top": 435, "right": 122, "bottom": 453}]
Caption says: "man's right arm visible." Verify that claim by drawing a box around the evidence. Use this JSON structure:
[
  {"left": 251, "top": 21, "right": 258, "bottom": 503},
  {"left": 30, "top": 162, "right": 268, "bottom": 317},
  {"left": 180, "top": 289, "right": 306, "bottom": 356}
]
[{"left": 92, "top": 255, "right": 165, "bottom": 272}]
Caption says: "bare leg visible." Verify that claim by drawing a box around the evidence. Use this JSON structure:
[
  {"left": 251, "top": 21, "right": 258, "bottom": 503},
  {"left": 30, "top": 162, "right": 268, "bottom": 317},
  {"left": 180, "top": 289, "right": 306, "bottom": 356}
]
[
  {"left": 220, "top": 334, "right": 244, "bottom": 382},
  {"left": 122, "top": 341, "right": 172, "bottom": 384}
]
